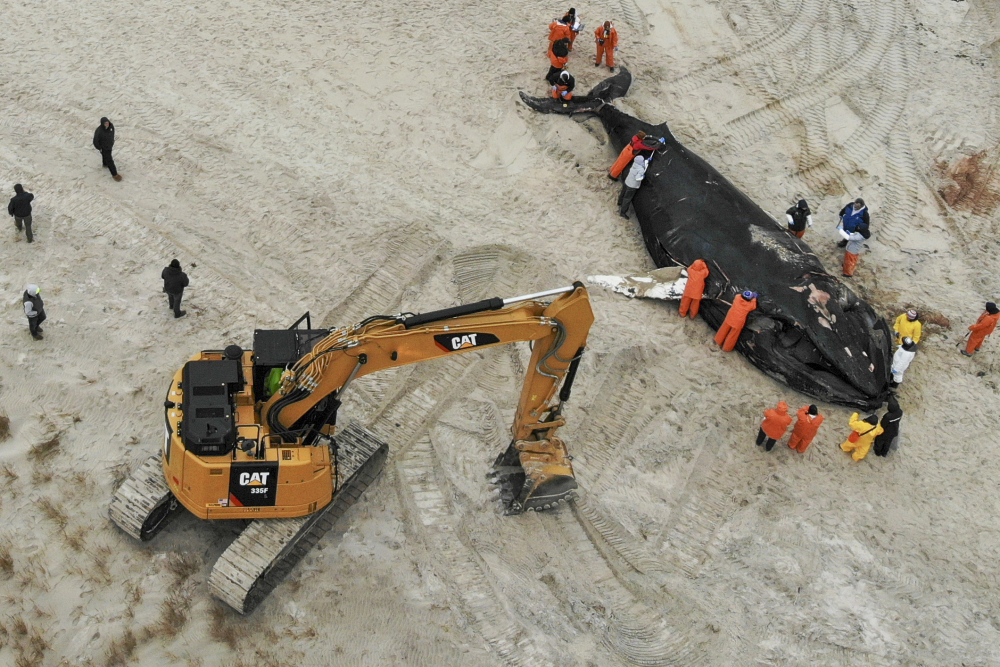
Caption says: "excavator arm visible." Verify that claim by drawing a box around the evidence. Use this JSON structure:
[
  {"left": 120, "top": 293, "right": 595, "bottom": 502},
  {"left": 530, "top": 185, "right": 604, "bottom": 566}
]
[{"left": 261, "top": 283, "right": 594, "bottom": 512}]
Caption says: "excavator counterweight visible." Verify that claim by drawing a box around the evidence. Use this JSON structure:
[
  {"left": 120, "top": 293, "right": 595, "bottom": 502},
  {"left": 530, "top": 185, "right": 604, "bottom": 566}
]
[{"left": 110, "top": 284, "right": 594, "bottom": 612}]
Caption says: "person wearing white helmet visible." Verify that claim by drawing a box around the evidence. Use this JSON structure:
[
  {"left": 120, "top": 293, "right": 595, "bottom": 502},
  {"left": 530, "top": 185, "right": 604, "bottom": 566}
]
[
  {"left": 890, "top": 337, "right": 916, "bottom": 387},
  {"left": 23, "top": 284, "right": 46, "bottom": 340}
]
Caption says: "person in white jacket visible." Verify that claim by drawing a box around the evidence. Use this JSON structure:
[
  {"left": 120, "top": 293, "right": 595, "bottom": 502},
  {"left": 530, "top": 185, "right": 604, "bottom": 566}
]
[
  {"left": 618, "top": 155, "right": 646, "bottom": 219},
  {"left": 890, "top": 337, "right": 916, "bottom": 387}
]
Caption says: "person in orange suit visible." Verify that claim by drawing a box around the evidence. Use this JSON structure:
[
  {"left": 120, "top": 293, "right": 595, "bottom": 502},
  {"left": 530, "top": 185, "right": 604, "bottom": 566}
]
[
  {"left": 608, "top": 132, "right": 661, "bottom": 180},
  {"left": 962, "top": 301, "right": 1000, "bottom": 356},
  {"left": 756, "top": 401, "right": 792, "bottom": 451},
  {"left": 594, "top": 21, "right": 619, "bottom": 70},
  {"left": 548, "top": 17, "right": 572, "bottom": 51},
  {"left": 715, "top": 291, "right": 757, "bottom": 352},
  {"left": 679, "top": 259, "right": 710, "bottom": 319},
  {"left": 551, "top": 71, "right": 575, "bottom": 101},
  {"left": 788, "top": 405, "right": 823, "bottom": 453},
  {"left": 547, "top": 38, "right": 570, "bottom": 83}
]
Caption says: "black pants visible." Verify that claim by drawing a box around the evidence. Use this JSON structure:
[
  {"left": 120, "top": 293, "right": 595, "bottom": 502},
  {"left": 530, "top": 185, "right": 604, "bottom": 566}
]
[
  {"left": 545, "top": 66, "right": 562, "bottom": 84},
  {"left": 14, "top": 215, "right": 32, "bottom": 242},
  {"left": 618, "top": 184, "right": 638, "bottom": 216},
  {"left": 28, "top": 312, "right": 46, "bottom": 337},
  {"left": 101, "top": 149, "right": 118, "bottom": 177},
  {"left": 756, "top": 428, "right": 776, "bottom": 451},
  {"left": 167, "top": 291, "right": 184, "bottom": 316}
]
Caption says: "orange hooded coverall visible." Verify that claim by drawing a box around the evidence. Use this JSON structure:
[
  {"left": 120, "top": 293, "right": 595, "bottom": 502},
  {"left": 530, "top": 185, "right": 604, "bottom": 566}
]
[
  {"left": 594, "top": 25, "right": 619, "bottom": 67},
  {"left": 714, "top": 294, "right": 757, "bottom": 351},
  {"left": 549, "top": 21, "right": 572, "bottom": 50},
  {"left": 967, "top": 310, "right": 1000, "bottom": 354},
  {"left": 840, "top": 412, "right": 883, "bottom": 461},
  {"left": 548, "top": 46, "right": 568, "bottom": 71},
  {"left": 788, "top": 407, "right": 824, "bottom": 453},
  {"left": 759, "top": 401, "right": 792, "bottom": 448},
  {"left": 679, "top": 260, "right": 710, "bottom": 318},
  {"left": 609, "top": 135, "right": 654, "bottom": 179}
]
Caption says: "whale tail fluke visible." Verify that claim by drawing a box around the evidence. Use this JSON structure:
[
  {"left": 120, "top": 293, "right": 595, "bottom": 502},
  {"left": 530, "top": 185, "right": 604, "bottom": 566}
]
[{"left": 519, "top": 67, "right": 632, "bottom": 115}]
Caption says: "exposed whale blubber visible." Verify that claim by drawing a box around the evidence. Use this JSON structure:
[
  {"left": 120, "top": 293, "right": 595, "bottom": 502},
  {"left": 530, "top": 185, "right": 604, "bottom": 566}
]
[{"left": 520, "top": 69, "right": 892, "bottom": 409}]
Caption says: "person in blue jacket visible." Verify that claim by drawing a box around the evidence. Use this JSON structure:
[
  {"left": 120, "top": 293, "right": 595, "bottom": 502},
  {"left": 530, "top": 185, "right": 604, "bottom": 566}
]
[{"left": 837, "top": 198, "right": 870, "bottom": 247}]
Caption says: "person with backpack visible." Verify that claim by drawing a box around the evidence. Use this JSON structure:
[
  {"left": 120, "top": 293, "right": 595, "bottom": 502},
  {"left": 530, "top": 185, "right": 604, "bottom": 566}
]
[{"left": 840, "top": 412, "right": 883, "bottom": 461}]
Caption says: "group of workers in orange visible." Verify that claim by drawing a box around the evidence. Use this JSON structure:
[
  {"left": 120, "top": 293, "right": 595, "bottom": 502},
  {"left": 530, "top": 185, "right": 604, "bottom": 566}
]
[
  {"left": 546, "top": 9, "right": 619, "bottom": 101},
  {"left": 756, "top": 402, "right": 824, "bottom": 453}
]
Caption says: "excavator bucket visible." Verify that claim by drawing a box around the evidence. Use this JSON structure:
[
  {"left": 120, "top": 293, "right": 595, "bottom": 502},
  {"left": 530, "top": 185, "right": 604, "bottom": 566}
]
[{"left": 491, "top": 438, "right": 578, "bottom": 514}]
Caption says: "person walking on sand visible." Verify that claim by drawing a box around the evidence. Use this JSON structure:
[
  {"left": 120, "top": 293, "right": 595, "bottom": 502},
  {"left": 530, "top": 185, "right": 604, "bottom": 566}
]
[
  {"left": 679, "top": 259, "right": 710, "bottom": 319},
  {"left": 889, "top": 337, "right": 916, "bottom": 388},
  {"left": 715, "top": 291, "right": 757, "bottom": 351},
  {"left": 785, "top": 199, "right": 812, "bottom": 239},
  {"left": 841, "top": 412, "right": 882, "bottom": 461},
  {"left": 788, "top": 405, "right": 823, "bottom": 453},
  {"left": 8, "top": 184, "right": 34, "bottom": 243},
  {"left": 838, "top": 225, "right": 870, "bottom": 277},
  {"left": 23, "top": 284, "right": 46, "bottom": 341},
  {"left": 94, "top": 117, "right": 122, "bottom": 181},
  {"left": 836, "top": 198, "right": 869, "bottom": 247},
  {"left": 893, "top": 309, "right": 922, "bottom": 347},
  {"left": 872, "top": 395, "right": 902, "bottom": 457},
  {"left": 756, "top": 401, "right": 791, "bottom": 452},
  {"left": 594, "top": 21, "right": 618, "bottom": 71},
  {"left": 162, "top": 259, "right": 189, "bottom": 318},
  {"left": 962, "top": 302, "right": 1000, "bottom": 357},
  {"left": 618, "top": 154, "right": 646, "bottom": 218}
]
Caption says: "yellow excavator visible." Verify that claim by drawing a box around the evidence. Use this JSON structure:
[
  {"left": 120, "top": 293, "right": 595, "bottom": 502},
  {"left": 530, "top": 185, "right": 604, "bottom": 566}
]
[{"left": 110, "top": 283, "right": 594, "bottom": 613}]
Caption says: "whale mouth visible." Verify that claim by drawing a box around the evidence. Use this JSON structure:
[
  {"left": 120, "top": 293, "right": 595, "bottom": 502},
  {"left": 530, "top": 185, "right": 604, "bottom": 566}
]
[{"left": 745, "top": 310, "right": 889, "bottom": 409}]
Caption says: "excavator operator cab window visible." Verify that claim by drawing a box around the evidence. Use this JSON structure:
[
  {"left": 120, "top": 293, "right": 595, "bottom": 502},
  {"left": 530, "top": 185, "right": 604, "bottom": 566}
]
[{"left": 252, "top": 328, "right": 330, "bottom": 402}]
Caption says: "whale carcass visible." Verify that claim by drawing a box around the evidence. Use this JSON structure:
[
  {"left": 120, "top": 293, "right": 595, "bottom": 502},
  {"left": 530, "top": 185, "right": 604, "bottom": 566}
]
[{"left": 520, "top": 69, "right": 891, "bottom": 409}]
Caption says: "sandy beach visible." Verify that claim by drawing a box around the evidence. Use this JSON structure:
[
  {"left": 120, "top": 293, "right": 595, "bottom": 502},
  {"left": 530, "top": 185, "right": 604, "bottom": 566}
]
[{"left": 2, "top": 0, "right": 1000, "bottom": 664}]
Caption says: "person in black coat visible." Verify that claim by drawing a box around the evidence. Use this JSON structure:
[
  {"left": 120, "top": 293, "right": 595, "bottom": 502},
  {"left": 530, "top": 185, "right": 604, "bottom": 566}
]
[
  {"left": 872, "top": 395, "right": 902, "bottom": 457},
  {"left": 93, "top": 117, "right": 122, "bottom": 181},
  {"left": 8, "top": 184, "right": 34, "bottom": 242},
  {"left": 161, "top": 259, "right": 189, "bottom": 318}
]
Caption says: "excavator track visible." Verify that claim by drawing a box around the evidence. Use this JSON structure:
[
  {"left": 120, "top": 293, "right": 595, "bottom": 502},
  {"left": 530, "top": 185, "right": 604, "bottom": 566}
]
[
  {"left": 208, "top": 421, "right": 388, "bottom": 614},
  {"left": 109, "top": 454, "right": 181, "bottom": 541}
]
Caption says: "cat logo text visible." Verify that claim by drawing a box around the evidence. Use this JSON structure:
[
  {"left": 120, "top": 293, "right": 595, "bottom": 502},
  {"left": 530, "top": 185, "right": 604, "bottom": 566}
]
[
  {"left": 433, "top": 332, "right": 500, "bottom": 352},
  {"left": 239, "top": 472, "right": 270, "bottom": 486}
]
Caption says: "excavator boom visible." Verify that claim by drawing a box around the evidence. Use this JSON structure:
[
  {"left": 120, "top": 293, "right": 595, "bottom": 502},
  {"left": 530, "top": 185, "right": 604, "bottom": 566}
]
[{"left": 264, "top": 282, "right": 594, "bottom": 512}]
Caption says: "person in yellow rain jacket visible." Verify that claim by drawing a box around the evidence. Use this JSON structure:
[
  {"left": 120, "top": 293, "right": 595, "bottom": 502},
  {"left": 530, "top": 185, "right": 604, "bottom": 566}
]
[
  {"left": 840, "top": 412, "right": 883, "bottom": 461},
  {"left": 893, "top": 309, "right": 922, "bottom": 347}
]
